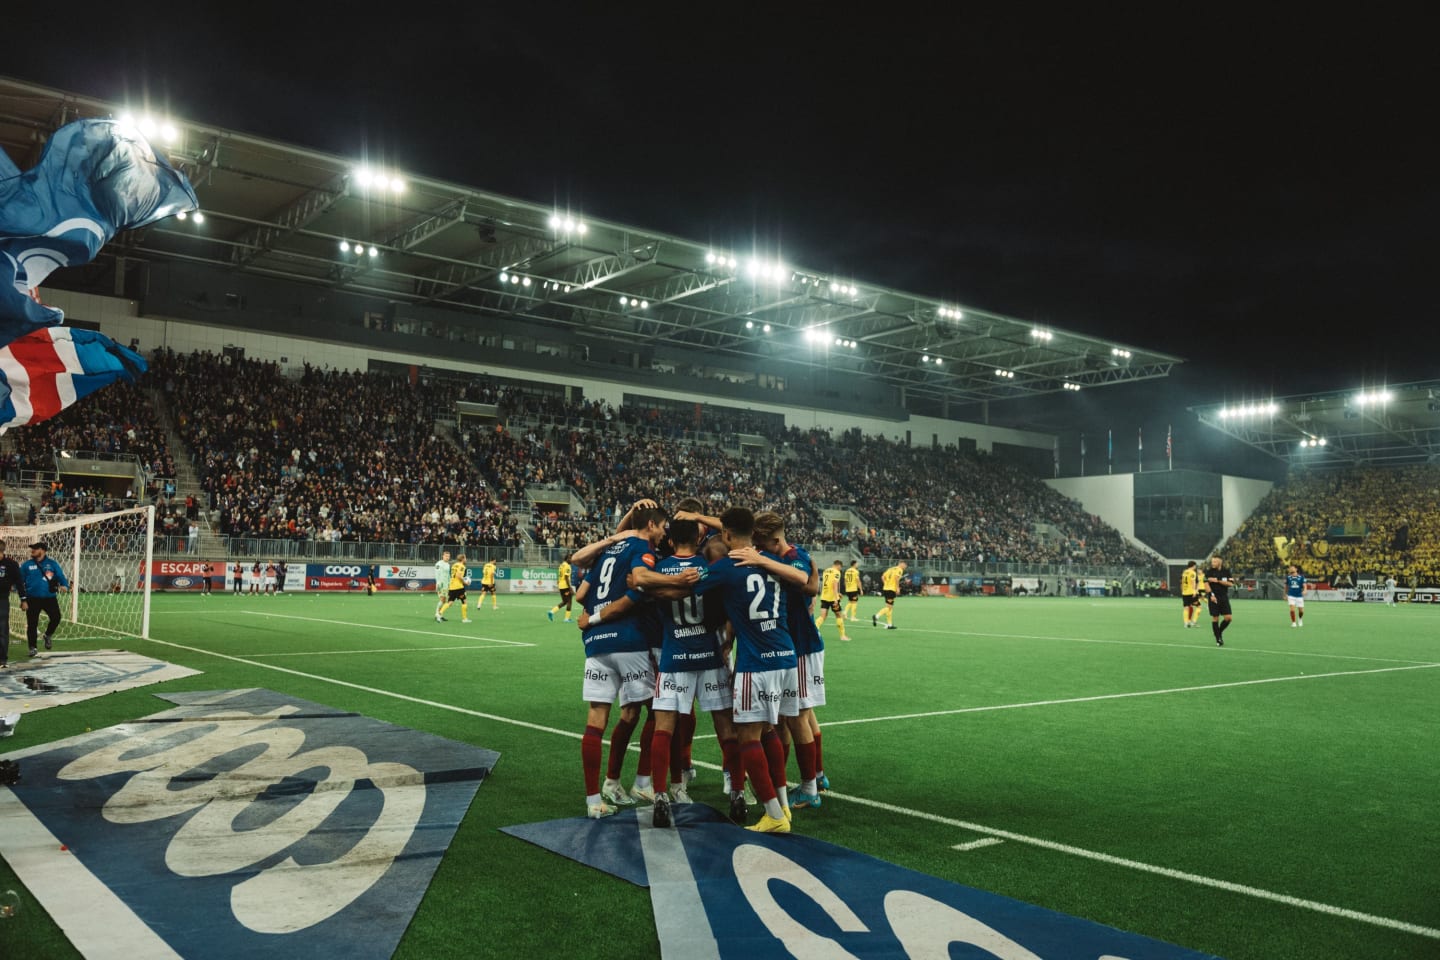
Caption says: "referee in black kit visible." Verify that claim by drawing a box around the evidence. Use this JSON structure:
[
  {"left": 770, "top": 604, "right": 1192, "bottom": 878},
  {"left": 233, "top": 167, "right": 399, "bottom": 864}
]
[
  {"left": 1205, "top": 554, "right": 1236, "bottom": 646},
  {"left": 0, "top": 542, "right": 25, "bottom": 668}
]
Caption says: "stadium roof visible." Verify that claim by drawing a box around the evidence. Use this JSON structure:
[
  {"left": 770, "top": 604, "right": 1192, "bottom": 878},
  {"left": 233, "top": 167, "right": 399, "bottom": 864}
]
[
  {"left": 1, "top": 76, "right": 1181, "bottom": 406},
  {"left": 1194, "top": 382, "right": 1440, "bottom": 468}
]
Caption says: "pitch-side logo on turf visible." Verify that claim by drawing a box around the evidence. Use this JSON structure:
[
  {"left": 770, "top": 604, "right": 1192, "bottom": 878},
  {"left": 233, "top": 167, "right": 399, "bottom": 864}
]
[{"left": 2, "top": 689, "right": 499, "bottom": 960}]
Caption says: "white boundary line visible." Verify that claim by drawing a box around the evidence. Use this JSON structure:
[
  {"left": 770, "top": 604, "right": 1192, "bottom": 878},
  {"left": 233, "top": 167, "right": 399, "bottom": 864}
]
[
  {"left": 806, "top": 663, "right": 1440, "bottom": 730},
  {"left": 225, "top": 610, "right": 536, "bottom": 646},
  {"left": 893, "top": 626, "right": 1439, "bottom": 665},
  {"left": 245, "top": 644, "right": 534, "bottom": 658},
  {"left": 119, "top": 633, "right": 1439, "bottom": 943}
]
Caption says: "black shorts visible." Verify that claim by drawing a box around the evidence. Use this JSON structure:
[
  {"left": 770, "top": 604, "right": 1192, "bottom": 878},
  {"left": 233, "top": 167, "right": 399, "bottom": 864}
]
[
  {"left": 845, "top": 591, "right": 859, "bottom": 602},
  {"left": 1208, "top": 595, "right": 1232, "bottom": 616},
  {"left": 883, "top": 590, "right": 897, "bottom": 604},
  {"left": 1182, "top": 594, "right": 1200, "bottom": 607},
  {"left": 448, "top": 587, "right": 467, "bottom": 602},
  {"left": 825, "top": 598, "right": 842, "bottom": 614},
  {"left": 480, "top": 583, "right": 496, "bottom": 594},
  {"left": 559, "top": 588, "right": 573, "bottom": 603}
]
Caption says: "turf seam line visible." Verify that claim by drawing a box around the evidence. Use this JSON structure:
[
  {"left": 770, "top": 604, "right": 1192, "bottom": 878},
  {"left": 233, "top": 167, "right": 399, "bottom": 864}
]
[
  {"left": 898, "top": 626, "right": 1439, "bottom": 666},
  {"left": 951, "top": 838, "right": 1005, "bottom": 852},
  {"left": 131, "top": 635, "right": 1440, "bottom": 943},
  {"left": 228, "top": 610, "right": 535, "bottom": 645},
  {"left": 244, "top": 645, "right": 535, "bottom": 658}
]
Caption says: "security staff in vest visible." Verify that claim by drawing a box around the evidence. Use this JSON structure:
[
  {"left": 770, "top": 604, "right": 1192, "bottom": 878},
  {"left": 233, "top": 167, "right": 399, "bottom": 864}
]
[
  {"left": 0, "top": 542, "right": 26, "bottom": 668},
  {"left": 20, "top": 541, "right": 69, "bottom": 656}
]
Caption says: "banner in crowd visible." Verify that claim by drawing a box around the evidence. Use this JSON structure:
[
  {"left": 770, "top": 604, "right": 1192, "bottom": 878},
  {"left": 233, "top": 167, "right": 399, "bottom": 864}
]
[{"left": 1305, "top": 583, "right": 1440, "bottom": 603}]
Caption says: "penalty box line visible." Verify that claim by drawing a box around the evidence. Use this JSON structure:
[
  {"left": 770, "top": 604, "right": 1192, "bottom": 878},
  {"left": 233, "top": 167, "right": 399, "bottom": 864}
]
[
  {"left": 128, "top": 633, "right": 1440, "bottom": 944},
  {"left": 805, "top": 662, "right": 1440, "bottom": 731}
]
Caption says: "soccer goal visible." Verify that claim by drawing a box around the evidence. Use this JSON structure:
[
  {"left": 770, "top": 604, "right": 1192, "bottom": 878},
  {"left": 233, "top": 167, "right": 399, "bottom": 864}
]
[{"left": 1, "top": 505, "right": 154, "bottom": 643}]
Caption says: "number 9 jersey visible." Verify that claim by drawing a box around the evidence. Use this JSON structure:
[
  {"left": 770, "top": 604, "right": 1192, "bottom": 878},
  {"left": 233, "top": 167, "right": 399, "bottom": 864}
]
[{"left": 580, "top": 537, "right": 654, "bottom": 656}]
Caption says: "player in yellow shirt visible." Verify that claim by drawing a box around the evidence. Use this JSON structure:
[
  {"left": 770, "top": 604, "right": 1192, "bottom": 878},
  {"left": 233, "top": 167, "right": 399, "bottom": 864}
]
[
  {"left": 437, "top": 555, "right": 471, "bottom": 623},
  {"left": 1179, "top": 560, "right": 1201, "bottom": 628},
  {"left": 813, "top": 560, "right": 850, "bottom": 641},
  {"left": 843, "top": 560, "right": 862, "bottom": 621},
  {"left": 873, "top": 561, "right": 906, "bottom": 629},
  {"left": 548, "top": 555, "right": 574, "bottom": 622},
  {"left": 480, "top": 559, "right": 499, "bottom": 610}
]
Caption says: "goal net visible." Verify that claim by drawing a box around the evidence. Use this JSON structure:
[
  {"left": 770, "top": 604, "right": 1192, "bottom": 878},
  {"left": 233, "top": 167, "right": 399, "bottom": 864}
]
[{"left": 1, "top": 505, "right": 154, "bottom": 644}]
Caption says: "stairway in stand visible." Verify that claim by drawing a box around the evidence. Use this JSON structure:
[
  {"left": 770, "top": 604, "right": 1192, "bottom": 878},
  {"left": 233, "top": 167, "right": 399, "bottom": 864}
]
[{"left": 147, "top": 387, "right": 226, "bottom": 556}]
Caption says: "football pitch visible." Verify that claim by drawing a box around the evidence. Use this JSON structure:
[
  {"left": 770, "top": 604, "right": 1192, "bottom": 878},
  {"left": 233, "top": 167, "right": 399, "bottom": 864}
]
[{"left": 2, "top": 592, "right": 1437, "bottom": 959}]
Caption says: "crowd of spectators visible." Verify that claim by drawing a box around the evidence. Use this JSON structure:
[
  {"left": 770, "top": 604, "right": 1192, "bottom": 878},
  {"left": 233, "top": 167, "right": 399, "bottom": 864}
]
[
  {"left": 476, "top": 403, "right": 1153, "bottom": 567},
  {"left": 150, "top": 349, "right": 520, "bottom": 548},
  {"left": 1221, "top": 466, "right": 1440, "bottom": 586}
]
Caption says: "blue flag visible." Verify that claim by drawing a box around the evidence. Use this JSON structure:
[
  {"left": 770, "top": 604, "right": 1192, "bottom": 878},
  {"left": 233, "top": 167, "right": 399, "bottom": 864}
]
[
  {"left": 0, "top": 326, "right": 147, "bottom": 432},
  {"left": 1, "top": 118, "right": 197, "bottom": 344}
]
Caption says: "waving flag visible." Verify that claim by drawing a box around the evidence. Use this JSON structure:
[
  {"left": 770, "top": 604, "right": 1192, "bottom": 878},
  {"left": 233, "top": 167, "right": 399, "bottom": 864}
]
[
  {"left": 0, "top": 326, "right": 147, "bottom": 432},
  {"left": 1, "top": 118, "right": 197, "bottom": 345}
]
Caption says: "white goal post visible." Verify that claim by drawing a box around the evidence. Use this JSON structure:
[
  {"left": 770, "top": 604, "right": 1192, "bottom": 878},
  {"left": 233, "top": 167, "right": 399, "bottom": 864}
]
[{"left": 1, "top": 504, "right": 154, "bottom": 642}]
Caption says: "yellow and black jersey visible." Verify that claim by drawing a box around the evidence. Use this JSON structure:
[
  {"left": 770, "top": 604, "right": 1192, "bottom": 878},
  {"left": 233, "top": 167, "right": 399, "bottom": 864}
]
[
  {"left": 881, "top": 565, "right": 903, "bottom": 593},
  {"left": 481, "top": 562, "right": 497, "bottom": 586},
  {"left": 448, "top": 561, "right": 467, "bottom": 591},
  {"left": 820, "top": 568, "right": 842, "bottom": 602},
  {"left": 843, "top": 567, "right": 861, "bottom": 592},
  {"left": 1180, "top": 567, "right": 1199, "bottom": 596},
  {"left": 557, "top": 561, "right": 572, "bottom": 591}
]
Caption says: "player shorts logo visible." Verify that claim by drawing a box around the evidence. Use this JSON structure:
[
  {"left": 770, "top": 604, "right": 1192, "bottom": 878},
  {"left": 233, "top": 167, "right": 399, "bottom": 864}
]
[
  {"left": 325, "top": 565, "right": 363, "bottom": 576},
  {"left": 662, "top": 677, "right": 681, "bottom": 692},
  {"left": 585, "top": 667, "right": 611, "bottom": 682}
]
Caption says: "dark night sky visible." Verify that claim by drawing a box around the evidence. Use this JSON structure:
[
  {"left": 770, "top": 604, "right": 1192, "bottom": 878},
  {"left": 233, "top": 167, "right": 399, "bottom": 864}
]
[{"left": 7, "top": 10, "right": 1436, "bottom": 450}]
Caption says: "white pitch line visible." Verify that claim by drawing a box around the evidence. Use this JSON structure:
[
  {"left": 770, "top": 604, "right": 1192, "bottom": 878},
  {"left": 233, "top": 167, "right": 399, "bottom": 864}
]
[
  {"left": 894, "top": 626, "right": 1439, "bottom": 666},
  {"left": 245, "top": 644, "right": 534, "bottom": 658},
  {"left": 830, "top": 787, "right": 1440, "bottom": 941},
  {"left": 129, "top": 634, "right": 1440, "bottom": 943},
  {"left": 952, "top": 838, "right": 1005, "bottom": 852},
  {"left": 808, "top": 663, "right": 1440, "bottom": 730},
  {"left": 231, "top": 610, "right": 536, "bottom": 646}
]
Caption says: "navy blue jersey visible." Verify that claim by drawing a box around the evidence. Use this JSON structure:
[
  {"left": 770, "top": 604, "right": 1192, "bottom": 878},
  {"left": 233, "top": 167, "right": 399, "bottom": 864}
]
[
  {"left": 580, "top": 535, "right": 654, "bottom": 656},
  {"left": 1286, "top": 573, "right": 1305, "bottom": 598},
  {"left": 694, "top": 554, "right": 796, "bottom": 673},
  {"left": 782, "top": 544, "right": 824, "bottom": 657},
  {"left": 655, "top": 553, "right": 727, "bottom": 671}
]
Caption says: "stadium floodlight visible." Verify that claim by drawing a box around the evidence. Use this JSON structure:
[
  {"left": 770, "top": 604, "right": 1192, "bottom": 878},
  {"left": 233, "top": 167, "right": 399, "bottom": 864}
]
[
  {"left": 639, "top": 300, "right": 649, "bottom": 309},
  {"left": 835, "top": 337, "right": 844, "bottom": 346},
  {"left": 192, "top": 212, "right": 205, "bottom": 224},
  {"left": 549, "top": 215, "right": 562, "bottom": 229},
  {"left": 389, "top": 177, "right": 404, "bottom": 194},
  {"left": 1031, "top": 328, "right": 1053, "bottom": 341},
  {"left": 521, "top": 276, "right": 531, "bottom": 287},
  {"left": 354, "top": 168, "right": 374, "bottom": 187},
  {"left": 368, "top": 246, "right": 379, "bottom": 257},
  {"left": 577, "top": 222, "right": 588, "bottom": 235},
  {"left": 139, "top": 116, "right": 157, "bottom": 137},
  {"left": 160, "top": 123, "right": 178, "bottom": 144},
  {"left": 176, "top": 210, "right": 188, "bottom": 221},
  {"left": 934, "top": 357, "right": 943, "bottom": 365},
  {"left": 705, "top": 252, "right": 716, "bottom": 264},
  {"left": 1319, "top": 437, "right": 1327, "bottom": 446},
  {"left": 619, "top": 296, "right": 629, "bottom": 306},
  {"left": 922, "top": 355, "right": 931, "bottom": 362},
  {"left": 1111, "top": 347, "right": 1132, "bottom": 358},
  {"left": 340, "top": 241, "right": 351, "bottom": 253},
  {"left": 512, "top": 274, "right": 522, "bottom": 284},
  {"left": 746, "top": 320, "right": 755, "bottom": 329},
  {"left": 830, "top": 282, "right": 839, "bottom": 293},
  {"left": 499, "top": 271, "right": 509, "bottom": 282},
  {"left": 763, "top": 323, "right": 772, "bottom": 333}
]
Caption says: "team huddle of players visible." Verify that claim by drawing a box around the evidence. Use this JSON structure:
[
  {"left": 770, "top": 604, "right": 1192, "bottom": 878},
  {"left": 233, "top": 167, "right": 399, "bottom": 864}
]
[{"left": 539, "top": 497, "right": 906, "bottom": 834}]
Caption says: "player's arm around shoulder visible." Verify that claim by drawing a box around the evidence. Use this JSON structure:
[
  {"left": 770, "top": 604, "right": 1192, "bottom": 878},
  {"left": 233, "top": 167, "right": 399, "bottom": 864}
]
[{"left": 729, "top": 546, "right": 808, "bottom": 588}]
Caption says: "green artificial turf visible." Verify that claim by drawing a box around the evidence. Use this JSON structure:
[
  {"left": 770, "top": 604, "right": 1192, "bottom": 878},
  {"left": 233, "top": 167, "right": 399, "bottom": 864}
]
[{"left": 1, "top": 592, "right": 1437, "bottom": 959}]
